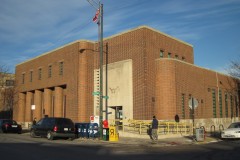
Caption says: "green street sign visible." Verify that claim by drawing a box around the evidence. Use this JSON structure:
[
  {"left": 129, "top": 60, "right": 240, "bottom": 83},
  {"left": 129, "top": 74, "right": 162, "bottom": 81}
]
[
  {"left": 92, "top": 91, "right": 100, "bottom": 95},
  {"left": 102, "top": 96, "right": 109, "bottom": 99}
]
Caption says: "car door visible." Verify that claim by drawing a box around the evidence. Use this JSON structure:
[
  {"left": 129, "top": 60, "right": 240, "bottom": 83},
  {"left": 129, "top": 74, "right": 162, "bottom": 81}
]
[{"left": 34, "top": 118, "right": 45, "bottom": 136}]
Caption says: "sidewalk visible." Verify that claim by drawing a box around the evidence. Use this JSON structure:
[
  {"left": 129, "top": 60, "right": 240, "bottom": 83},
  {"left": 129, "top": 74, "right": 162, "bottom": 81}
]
[{"left": 76, "top": 132, "right": 222, "bottom": 147}]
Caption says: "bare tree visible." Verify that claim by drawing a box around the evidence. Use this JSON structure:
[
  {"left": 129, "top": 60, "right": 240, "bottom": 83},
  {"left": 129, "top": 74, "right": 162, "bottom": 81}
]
[
  {"left": 227, "top": 58, "right": 240, "bottom": 118},
  {"left": 229, "top": 58, "right": 240, "bottom": 79},
  {"left": 0, "top": 65, "right": 16, "bottom": 119}
]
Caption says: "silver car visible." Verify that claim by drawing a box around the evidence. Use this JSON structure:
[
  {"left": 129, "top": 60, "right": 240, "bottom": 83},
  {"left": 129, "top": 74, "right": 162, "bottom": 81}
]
[{"left": 221, "top": 122, "right": 240, "bottom": 139}]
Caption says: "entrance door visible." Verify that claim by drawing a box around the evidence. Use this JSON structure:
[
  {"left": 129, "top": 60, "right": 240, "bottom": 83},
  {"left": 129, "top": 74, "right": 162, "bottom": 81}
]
[{"left": 109, "top": 106, "right": 122, "bottom": 129}]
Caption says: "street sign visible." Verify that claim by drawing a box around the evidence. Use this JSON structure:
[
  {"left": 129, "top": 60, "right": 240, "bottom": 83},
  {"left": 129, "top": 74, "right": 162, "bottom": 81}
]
[
  {"left": 102, "top": 96, "right": 109, "bottom": 99},
  {"left": 188, "top": 97, "right": 198, "bottom": 109},
  {"left": 92, "top": 91, "right": 100, "bottom": 96}
]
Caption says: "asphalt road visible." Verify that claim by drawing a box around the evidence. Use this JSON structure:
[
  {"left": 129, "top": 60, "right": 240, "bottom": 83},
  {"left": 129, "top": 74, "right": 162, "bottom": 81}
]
[{"left": 1, "top": 133, "right": 240, "bottom": 160}]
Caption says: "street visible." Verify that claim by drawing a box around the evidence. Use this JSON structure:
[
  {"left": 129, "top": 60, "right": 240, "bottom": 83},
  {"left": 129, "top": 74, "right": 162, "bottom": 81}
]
[{"left": 0, "top": 133, "right": 240, "bottom": 160}]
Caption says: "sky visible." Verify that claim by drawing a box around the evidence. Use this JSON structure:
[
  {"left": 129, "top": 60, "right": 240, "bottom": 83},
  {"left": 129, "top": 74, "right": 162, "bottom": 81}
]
[{"left": 0, "top": 0, "right": 240, "bottom": 74}]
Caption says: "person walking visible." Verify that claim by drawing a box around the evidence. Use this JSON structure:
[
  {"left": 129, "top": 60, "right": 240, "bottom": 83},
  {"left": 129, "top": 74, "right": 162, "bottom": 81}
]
[
  {"left": 32, "top": 117, "right": 37, "bottom": 125},
  {"left": 151, "top": 115, "right": 158, "bottom": 142}
]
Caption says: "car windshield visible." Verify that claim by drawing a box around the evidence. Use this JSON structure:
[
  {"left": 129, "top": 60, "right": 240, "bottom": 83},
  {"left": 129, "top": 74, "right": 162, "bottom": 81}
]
[{"left": 228, "top": 123, "right": 240, "bottom": 129}]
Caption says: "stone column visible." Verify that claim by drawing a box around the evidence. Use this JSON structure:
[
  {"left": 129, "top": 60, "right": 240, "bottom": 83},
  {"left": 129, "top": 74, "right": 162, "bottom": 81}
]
[
  {"left": 54, "top": 87, "right": 63, "bottom": 117},
  {"left": 25, "top": 92, "right": 34, "bottom": 122},
  {"left": 15, "top": 93, "right": 26, "bottom": 122},
  {"left": 44, "top": 88, "right": 52, "bottom": 117},
  {"left": 34, "top": 90, "right": 42, "bottom": 120}
]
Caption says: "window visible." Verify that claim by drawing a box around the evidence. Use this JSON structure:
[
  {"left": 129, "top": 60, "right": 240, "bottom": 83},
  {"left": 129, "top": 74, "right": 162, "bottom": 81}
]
[
  {"left": 5, "top": 80, "right": 14, "bottom": 86},
  {"left": 182, "top": 57, "right": 185, "bottom": 61},
  {"left": 38, "top": 68, "right": 42, "bottom": 80},
  {"left": 219, "top": 90, "right": 222, "bottom": 118},
  {"left": 160, "top": 50, "right": 164, "bottom": 58},
  {"left": 59, "top": 61, "right": 64, "bottom": 75},
  {"left": 225, "top": 92, "right": 228, "bottom": 117},
  {"left": 22, "top": 73, "right": 25, "bottom": 84},
  {"left": 181, "top": 94, "right": 185, "bottom": 119},
  {"left": 230, "top": 94, "right": 233, "bottom": 118},
  {"left": 212, "top": 89, "right": 216, "bottom": 118},
  {"left": 175, "top": 55, "right": 179, "bottom": 59},
  {"left": 30, "top": 71, "right": 33, "bottom": 82},
  {"left": 168, "top": 52, "right": 171, "bottom": 58},
  {"left": 235, "top": 96, "right": 239, "bottom": 117},
  {"left": 48, "top": 65, "right": 52, "bottom": 78}
]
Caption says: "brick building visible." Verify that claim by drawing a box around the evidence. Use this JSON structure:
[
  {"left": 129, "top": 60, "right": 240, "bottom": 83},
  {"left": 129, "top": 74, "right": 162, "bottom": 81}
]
[{"left": 13, "top": 26, "right": 239, "bottom": 125}]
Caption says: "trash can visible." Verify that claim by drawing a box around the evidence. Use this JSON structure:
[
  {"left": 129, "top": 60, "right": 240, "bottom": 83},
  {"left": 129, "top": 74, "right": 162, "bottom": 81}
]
[
  {"left": 195, "top": 128, "right": 204, "bottom": 142},
  {"left": 103, "top": 128, "right": 109, "bottom": 141}
]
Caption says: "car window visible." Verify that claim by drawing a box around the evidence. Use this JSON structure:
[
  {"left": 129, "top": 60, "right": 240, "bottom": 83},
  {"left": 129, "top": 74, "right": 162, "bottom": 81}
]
[
  {"left": 228, "top": 123, "right": 240, "bottom": 129},
  {"left": 47, "top": 119, "right": 55, "bottom": 126},
  {"left": 3, "top": 120, "right": 12, "bottom": 124},
  {"left": 36, "top": 119, "right": 44, "bottom": 125},
  {"left": 12, "top": 121, "right": 17, "bottom": 125}
]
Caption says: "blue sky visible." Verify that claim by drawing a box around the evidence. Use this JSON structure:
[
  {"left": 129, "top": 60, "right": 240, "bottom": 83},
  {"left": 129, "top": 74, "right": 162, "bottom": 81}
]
[{"left": 0, "top": 0, "right": 239, "bottom": 74}]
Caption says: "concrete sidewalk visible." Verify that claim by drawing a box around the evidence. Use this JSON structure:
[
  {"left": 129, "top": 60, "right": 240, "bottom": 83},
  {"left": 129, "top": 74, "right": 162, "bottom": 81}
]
[{"left": 76, "top": 133, "right": 222, "bottom": 147}]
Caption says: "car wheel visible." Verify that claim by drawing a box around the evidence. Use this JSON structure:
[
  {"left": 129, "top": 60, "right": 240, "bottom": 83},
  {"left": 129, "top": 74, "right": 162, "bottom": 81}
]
[
  {"left": 47, "top": 131, "right": 54, "bottom": 140},
  {"left": 30, "top": 130, "right": 36, "bottom": 138}
]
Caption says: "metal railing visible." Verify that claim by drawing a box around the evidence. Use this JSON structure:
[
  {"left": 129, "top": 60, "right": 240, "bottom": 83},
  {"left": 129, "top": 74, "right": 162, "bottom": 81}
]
[{"left": 108, "top": 119, "right": 191, "bottom": 135}]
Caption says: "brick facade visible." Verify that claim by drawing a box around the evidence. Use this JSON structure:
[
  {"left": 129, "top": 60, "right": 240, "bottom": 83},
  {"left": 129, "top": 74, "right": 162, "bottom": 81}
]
[{"left": 13, "top": 26, "right": 239, "bottom": 123}]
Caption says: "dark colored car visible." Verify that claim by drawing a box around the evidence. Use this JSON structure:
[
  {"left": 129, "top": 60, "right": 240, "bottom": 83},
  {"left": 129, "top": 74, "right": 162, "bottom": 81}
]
[
  {"left": 0, "top": 119, "right": 22, "bottom": 134},
  {"left": 30, "top": 117, "right": 75, "bottom": 140}
]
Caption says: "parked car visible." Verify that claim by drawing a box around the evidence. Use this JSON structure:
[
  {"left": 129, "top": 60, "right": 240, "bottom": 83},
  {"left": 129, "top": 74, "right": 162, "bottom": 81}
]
[
  {"left": 30, "top": 117, "right": 75, "bottom": 140},
  {"left": 221, "top": 122, "right": 240, "bottom": 139},
  {"left": 0, "top": 119, "right": 22, "bottom": 134}
]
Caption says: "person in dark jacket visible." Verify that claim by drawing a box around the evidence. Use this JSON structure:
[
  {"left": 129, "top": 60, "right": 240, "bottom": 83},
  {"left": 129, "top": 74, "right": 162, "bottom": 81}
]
[
  {"left": 32, "top": 118, "right": 37, "bottom": 125},
  {"left": 151, "top": 116, "right": 158, "bottom": 142}
]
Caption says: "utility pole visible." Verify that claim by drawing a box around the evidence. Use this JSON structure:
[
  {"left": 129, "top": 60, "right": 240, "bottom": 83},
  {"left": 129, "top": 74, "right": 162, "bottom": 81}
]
[
  {"left": 99, "top": 2, "right": 104, "bottom": 140},
  {"left": 86, "top": 0, "right": 104, "bottom": 139}
]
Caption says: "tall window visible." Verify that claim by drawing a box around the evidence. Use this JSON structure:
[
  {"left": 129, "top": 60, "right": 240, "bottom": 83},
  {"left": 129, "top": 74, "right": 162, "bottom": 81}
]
[
  {"left": 230, "top": 94, "right": 233, "bottom": 118},
  {"left": 181, "top": 94, "right": 185, "bottom": 119},
  {"left": 168, "top": 52, "right": 171, "bottom": 58},
  {"left": 212, "top": 89, "right": 216, "bottom": 118},
  {"left": 160, "top": 50, "right": 164, "bottom": 58},
  {"left": 38, "top": 68, "right": 42, "bottom": 80},
  {"left": 22, "top": 73, "right": 25, "bottom": 84},
  {"left": 219, "top": 90, "right": 223, "bottom": 118},
  {"left": 30, "top": 71, "right": 33, "bottom": 82},
  {"left": 235, "top": 96, "right": 239, "bottom": 117},
  {"left": 48, "top": 65, "right": 52, "bottom": 78},
  {"left": 59, "top": 61, "right": 64, "bottom": 75},
  {"left": 225, "top": 92, "right": 228, "bottom": 117}
]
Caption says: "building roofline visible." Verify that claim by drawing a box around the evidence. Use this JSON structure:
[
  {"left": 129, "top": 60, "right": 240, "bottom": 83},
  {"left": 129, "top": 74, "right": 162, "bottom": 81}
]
[
  {"left": 104, "top": 25, "right": 193, "bottom": 47},
  {"left": 16, "top": 40, "right": 95, "bottom": 66},
  {"left": 156, "top": 58, "right": 239, "bottom": 79},
  {"left": 17, "top": 25, "right": 192, "bottom": 67}
]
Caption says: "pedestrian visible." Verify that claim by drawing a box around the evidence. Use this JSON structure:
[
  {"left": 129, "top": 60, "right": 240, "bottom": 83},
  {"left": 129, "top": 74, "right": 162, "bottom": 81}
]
[
  {"left": 151, "top": 115, "right": 158, "bottom": 142},
  {"left": 33, "top": 117, "right": 37, "bottom": 125}
]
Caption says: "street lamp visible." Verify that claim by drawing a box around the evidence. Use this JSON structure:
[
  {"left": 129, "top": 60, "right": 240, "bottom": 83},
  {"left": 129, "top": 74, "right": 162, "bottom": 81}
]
[{"left": 79, "top": 42, "right": 109, "bottom": 122}]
